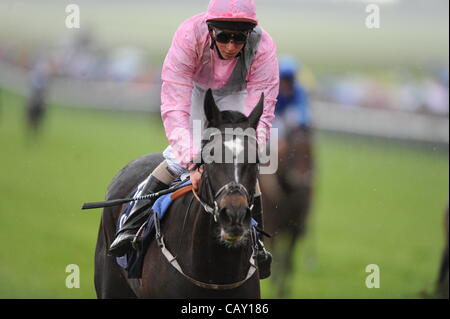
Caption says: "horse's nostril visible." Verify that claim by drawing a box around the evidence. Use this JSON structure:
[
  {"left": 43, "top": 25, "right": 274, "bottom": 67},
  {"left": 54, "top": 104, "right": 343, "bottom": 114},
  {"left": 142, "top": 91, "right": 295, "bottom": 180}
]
[
  {"left": 239, "top": 208, "right": 249, "bottom": 224},
  {"left": 219, "top": 208, "right": 230, "bottom": 224},
  {"left": 218, "top": 206, "right": 251, "bottom": 243},
  {"left": 220, "top": 206, "right": 251, "bottom": 226}
]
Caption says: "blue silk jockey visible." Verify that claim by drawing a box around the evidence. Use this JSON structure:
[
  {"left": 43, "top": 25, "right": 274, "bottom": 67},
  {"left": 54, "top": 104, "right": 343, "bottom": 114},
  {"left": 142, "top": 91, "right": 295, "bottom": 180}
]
[{"left": 272, "top": 56, "right": 311, "bottom": 140}]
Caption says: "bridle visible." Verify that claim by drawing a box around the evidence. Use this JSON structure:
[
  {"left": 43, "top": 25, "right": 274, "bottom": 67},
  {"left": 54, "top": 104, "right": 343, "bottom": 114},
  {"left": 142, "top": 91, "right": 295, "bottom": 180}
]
[
  {"left": 192, "top": 168, "right": 254, "bottom": 223},
  {"left": 191, "top": 130, "right": 259, "bottom": 222}
]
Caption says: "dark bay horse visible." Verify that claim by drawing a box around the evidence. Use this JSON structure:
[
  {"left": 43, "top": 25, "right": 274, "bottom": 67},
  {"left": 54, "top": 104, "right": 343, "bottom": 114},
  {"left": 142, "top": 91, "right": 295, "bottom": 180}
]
[
  {"left": 435, "top": 205, "right": 449, "bottom": 298},
  {"left": 26, "top": 65, "right": 49, "bottom": 137},
  {"left": 259, "top": 126, "right": 314, "bottom": 297},
  {"left": 95, "top": 90, "right": 264, "bottom": 298}
]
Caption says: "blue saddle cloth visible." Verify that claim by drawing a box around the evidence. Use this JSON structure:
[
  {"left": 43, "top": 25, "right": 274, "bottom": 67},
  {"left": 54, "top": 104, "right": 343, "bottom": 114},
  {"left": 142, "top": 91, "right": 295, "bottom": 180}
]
[
  {"left": 115, "top": 179, "right": 191, "bottom": 278},
  {"left": 115, "top": 179, "right": 258, "bottom": 278}
]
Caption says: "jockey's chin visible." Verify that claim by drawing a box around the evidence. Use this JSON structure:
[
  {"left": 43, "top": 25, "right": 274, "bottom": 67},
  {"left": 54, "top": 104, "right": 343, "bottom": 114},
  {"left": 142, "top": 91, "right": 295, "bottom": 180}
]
[{"left": 216, "top": 41, "right": 245, "bottom": 60}]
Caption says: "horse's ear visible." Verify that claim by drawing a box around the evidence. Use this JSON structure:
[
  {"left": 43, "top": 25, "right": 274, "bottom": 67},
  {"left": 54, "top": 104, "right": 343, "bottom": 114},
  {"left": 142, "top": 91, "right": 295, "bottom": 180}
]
[
  {"left": 248, "top": 93, "right": 264, "bottom": 129},
  {"left": 204, "top": 89, "right": 221, "bottom": 127}
]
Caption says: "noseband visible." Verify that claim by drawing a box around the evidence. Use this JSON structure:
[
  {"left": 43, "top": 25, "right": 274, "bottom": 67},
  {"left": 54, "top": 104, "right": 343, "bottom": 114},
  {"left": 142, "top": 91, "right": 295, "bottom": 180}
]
[{"left": 193, "top": 168, "right": 254, "bottom": 222}]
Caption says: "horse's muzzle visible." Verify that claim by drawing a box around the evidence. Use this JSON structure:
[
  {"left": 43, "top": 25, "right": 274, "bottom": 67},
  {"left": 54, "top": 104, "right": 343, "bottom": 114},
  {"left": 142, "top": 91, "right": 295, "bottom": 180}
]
[{"left": 218, "top": 204, "right": 251, "bottom": 244}]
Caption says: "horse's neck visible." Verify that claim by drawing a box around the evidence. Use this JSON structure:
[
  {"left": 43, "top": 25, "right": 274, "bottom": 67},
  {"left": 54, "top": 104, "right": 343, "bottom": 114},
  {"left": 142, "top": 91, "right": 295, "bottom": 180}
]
[{"left": 185, "top": 179, "right": 251, "bottom": 282}]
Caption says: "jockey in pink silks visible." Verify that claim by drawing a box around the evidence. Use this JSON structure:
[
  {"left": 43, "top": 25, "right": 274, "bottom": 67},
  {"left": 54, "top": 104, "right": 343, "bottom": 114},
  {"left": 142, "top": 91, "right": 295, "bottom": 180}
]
[{"left": 110, "top": 0, "right": 279, "bottom": 279}]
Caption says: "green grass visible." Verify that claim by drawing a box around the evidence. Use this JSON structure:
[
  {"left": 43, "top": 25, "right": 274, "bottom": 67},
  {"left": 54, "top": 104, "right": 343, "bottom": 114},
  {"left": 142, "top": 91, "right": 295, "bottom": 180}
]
[
  {"left": 0, "top": 89, "right": 166, "bottom": 298},
  {"left": 0, "top": 89, "right": 448, "bottom": 298},
  {"left": 263, "top": 134, "right": 448, "bottom": 298}
]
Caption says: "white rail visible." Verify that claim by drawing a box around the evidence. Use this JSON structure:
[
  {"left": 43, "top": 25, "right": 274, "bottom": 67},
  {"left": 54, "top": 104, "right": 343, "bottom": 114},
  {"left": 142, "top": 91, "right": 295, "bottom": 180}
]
[{"left": 1, "top": 60, "right": 448, "bottom": 144}]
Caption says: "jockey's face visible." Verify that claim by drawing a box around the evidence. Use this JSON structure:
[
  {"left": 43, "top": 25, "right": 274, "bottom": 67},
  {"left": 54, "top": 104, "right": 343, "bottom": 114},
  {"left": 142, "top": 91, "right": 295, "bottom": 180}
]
[
  {"left": 213, "top": 29, "right": 246, "bottom": 60},
  {"left": 280, "top": 77, "right": 295, "bottom": 96}
]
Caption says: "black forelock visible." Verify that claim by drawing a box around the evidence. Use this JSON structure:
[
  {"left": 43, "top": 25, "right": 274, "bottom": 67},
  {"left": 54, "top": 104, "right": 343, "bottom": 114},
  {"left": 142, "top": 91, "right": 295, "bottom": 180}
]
[{"left": 219, "top": 110, "right": 248, "bottom": 124}]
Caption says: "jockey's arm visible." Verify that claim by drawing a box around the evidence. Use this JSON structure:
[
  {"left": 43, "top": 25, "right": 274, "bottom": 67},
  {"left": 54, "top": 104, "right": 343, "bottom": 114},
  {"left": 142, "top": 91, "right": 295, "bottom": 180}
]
[
  {"left": 244, "top": 30, "right": 280, "bottom": 149},
  {"left": 160, "top": 23, "right": 200, "bottom": 171}
]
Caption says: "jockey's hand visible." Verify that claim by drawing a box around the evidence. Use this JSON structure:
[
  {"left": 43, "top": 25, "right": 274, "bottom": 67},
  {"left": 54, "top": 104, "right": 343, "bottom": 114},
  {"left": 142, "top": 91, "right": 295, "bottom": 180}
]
[{"left": 190, "top": 166, "right": 204, "bottom": 190}]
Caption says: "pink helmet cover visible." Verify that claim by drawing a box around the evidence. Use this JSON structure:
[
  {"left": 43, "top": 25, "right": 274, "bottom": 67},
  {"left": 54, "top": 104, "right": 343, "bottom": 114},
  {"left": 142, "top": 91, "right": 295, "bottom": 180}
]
[{"left": 206, "top": 0, "right": 258, "bottom": 24}]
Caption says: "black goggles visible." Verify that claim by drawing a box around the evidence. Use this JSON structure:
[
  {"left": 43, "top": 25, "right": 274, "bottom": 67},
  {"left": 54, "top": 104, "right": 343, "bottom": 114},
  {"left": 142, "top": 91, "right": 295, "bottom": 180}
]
[{"left": 213, "top": 28, "right": 249, "bottom": 45}]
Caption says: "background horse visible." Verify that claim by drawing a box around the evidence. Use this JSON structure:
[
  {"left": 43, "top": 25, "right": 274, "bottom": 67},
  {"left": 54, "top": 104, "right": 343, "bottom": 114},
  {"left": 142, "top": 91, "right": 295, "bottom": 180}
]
[
  {"left": 25, "top": 83, "right": 47, "bottom": 138},
  {"left": 435, "top": 205, "right": 448, "bottom": 298},
  {"left": 95, "top": 90, "right": 264, "bottom": 298},
  {"left": 25, "top": 58, "right": 50, "bottom": 138},
  {"left": 259, "top": 125, "right": 314, "bottom": 297}
]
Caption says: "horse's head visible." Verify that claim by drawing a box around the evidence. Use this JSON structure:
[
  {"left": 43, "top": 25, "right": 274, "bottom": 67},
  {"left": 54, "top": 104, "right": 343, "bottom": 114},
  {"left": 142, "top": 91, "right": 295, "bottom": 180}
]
[{"left": 198, "top": 89, "right": 264, "bottom": 246}]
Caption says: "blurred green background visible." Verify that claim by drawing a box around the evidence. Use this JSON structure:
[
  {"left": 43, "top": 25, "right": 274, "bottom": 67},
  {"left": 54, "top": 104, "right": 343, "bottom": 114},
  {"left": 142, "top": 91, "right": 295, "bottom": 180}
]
[{"left": 0, "top": 0, "right": 448, "bottom": 298}]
